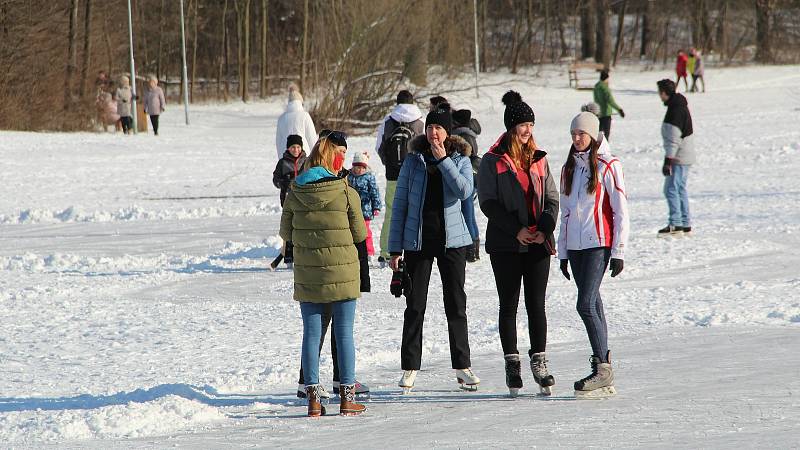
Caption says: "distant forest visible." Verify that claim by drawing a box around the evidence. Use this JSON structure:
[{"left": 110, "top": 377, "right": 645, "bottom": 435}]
[{"left": 1, "top": 0, "right": 798, "bottom": 130}]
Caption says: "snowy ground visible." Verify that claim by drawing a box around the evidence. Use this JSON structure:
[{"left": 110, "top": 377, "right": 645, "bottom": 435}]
[{"left": 1, "top": 64, "right": 799, "bottom": 448}]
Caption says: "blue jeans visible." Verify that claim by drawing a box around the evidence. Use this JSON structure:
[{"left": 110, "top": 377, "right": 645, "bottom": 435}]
[
  {"left": 569, "top": 248, "right": 611, "bottom": 362},
  {"left": 300, "top": 300, "right": 356, "bottom": 386},
  {"left": 664, "top": 164, "right": 691, "bottom": 227}
]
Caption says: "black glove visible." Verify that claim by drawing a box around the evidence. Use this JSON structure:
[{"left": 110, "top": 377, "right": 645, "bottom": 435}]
[
  {"left": 662, "top": 157, "right": 673, "bottom": 176},
  {"left": 609, "top": 258, "right": 624, "bottom": 277},
  {"left": 619, "top": 109, "right": 625, "bottom": 118},
  {"left": 390, "top": 260, "right": 406, "bottom": 297},
  {"left": 473, "top": 238, "right": 480, "bottom": 261},
  {"left": 560, "top": 259, "right": 570, "bottom": 280}
]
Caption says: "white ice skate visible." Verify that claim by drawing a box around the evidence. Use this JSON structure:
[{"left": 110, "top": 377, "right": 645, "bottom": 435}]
[
  {"left": 399, "top": 370, "right": 417, "bottom": 394},
  {"left": 455, "top": 368, "right": 480, "bottom": 391}
]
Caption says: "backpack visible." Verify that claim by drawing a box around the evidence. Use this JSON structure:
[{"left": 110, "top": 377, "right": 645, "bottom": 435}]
[{"left": 381, "top": 118, "right": 414, "bottom": 180}]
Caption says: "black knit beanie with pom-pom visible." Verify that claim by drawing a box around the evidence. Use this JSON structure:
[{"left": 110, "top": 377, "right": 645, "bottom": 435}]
[
  {"left": 502, "top": 90, "right": 535, "bottom": 130},
  {"left": 425, "top": 102, "right": 453, "bottom": 135}
]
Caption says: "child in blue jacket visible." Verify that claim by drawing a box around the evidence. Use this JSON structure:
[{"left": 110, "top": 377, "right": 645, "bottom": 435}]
[{"left": 347, "top": 152, "right": 382, "bottom": 256}]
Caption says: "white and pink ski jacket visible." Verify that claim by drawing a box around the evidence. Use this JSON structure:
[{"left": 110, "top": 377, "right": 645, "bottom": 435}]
[{"left": 557, "top": 137, "right": 629, "bottom": 260}]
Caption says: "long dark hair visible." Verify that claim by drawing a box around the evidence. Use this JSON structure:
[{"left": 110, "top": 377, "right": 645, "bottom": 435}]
[{"left": 561, "top": 138, "right": 600, "bottom": 196}]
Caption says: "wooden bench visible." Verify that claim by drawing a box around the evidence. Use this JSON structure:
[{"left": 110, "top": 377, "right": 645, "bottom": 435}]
[{"left": 568, "top": 62, "right": 605, "bottom": 90}]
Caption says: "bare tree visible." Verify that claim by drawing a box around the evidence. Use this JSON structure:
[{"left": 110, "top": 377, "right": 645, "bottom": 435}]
[
  {"left": 300, "top": 0, "right": 308, "bottom": 93},
  {"left": 65, "top": 0, "right": 79, "bottom": 111},
  {"left": 595, "top": 0, "right": 611, "bottom": 67},
  {"left": 79, "top": 0, "right": 92, "bottom": 99},
  {"left": 260, "top": 0, "right": 268, "bottom": 98},
  {"left": 612, "top": 0, "right": 626, "bottom": 66},
  {"left": 580, "top": 0, "right": 596, "bottom": 60},
  {"left": 755, "top": 0, "right": 775, "bottom": 63}
]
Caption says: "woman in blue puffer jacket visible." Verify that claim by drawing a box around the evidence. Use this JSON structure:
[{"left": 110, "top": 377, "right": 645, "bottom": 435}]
[{"left": 388, "top": 103, "right": 481, "bottom": 394}]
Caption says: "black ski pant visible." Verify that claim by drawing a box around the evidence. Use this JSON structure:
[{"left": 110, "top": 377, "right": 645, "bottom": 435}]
[
  {"left": 599, "top": 116, "right": 612, "bottom": 140},
  {"left": 401, "top": 246, "right": 471, "bottom": 370},
  {"left": 490, "top": 248, "right": 551, "bottom": 356},
  {"left": 149, "top": 114, "right": 160, "bottom": 135},
  {"left": 297, "top": 303, "right": 339, "bottom": 384}
]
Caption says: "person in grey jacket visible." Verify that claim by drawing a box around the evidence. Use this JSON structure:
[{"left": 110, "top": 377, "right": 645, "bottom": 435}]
[
  {"left": 657, "top": 79, "right": 695, "bottom": 236},
  {"left": 389, "top": 103, "right": 480, "bottom": 392},
  {"left": 115, "top": 76, "right": 134, "bottom": 135},
  {"left": 452, "top": 108, "right": 482, "bottom": 262},
  {"left": 375, "top": 90, "right": 425, "bottom": 265},
  {"left": 143, "top": 75, "right": 166, "bottom": 135}
]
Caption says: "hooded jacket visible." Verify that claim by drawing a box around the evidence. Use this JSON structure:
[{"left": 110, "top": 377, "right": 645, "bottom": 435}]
[
  {"left": 557, "top": 136, "right": 629, "bottom": 260},
  {"left": 276, "top": 100, "right": 317, "bottom": 159},
  {"left": 661, "top": 93, "right": 695, "bottom": 165},
  {"left": 272, "top": 149, "right": 308, "bottom": 205},
  {"left": 375, "top": 103, "right": 425, "bottom": 180},
  {"left": 478, "top": 133, "right": 559, "bottom": 254},
  {"left": 593, "top": 81, "right": 623, "bottom": 118},
  {"left": 115, "top": 86, "right": 133, "bottom": 117},
  {"left": 143, "top": 86, "right": 166, "bottom": 116},
  {"left": 279, "top": 167, "right": 368, "bottom": 302},
  {"left": 388, "top": 135, "right": 474, "bottom": 254},
  {"left": 347, "top": 170, "right": 382, "bottom": 220}
]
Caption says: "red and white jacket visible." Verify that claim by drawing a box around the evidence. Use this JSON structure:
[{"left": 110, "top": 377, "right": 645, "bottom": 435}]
[{"left": 557, "top": 137, "right": 629, "bottom": 259}]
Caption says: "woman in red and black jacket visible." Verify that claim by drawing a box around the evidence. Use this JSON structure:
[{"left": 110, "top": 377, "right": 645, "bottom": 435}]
[{"left": 478, "top": 91, "right": 559, "bottom": 397}]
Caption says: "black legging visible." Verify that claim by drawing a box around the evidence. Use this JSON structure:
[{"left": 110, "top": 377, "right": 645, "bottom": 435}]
[
  {"left": 149, "top": 115, "right": 160, "bottom": 135},
  {"left": 490, "top": 246, "right": 551, "bottom": 356}
]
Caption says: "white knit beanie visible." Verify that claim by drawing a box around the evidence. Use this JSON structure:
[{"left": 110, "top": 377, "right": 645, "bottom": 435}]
[
  {"left": 288, "top": 83, "right": 303, "bottom": 103},
  {"left": 352, "top": 151, "right": 369, "bottom": 167},
  {"left": 570, "top": 112, "right": 600, "bottom": 141},
  {"left": 580, "top": 102, "right": 601, "bottom": 117}
]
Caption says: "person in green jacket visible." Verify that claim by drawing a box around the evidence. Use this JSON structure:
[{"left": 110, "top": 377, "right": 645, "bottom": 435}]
[
  {"left": 593, "top": 70, "right": 625, "bottom": 140},
  {"left": 280, "top": 130, "right": 369, "bottom": 417}
]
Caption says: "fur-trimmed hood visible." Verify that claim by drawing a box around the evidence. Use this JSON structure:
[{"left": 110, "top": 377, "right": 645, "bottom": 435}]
[{"left": 409, "top": 134, "right": 473, "bottom": 158}]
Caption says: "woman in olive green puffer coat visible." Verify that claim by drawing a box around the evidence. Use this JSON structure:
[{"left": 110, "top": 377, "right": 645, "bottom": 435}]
[{"left": 279, "top": 130, "right": 369, "bottom": 416}]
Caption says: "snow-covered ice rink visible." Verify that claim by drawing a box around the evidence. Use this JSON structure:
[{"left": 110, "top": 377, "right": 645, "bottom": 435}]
[{"left": 1, "top": 65, "right": 798, "bottom": 448}]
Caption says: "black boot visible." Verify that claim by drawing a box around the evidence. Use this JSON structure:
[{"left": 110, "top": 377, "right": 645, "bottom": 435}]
[{"left": 504, "top": 354, "right": 523, "bottom": 397}]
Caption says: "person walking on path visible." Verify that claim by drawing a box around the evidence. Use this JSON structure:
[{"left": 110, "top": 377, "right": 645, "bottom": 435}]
[
  {"left": 388, "top": 103, "right": 480, "bottom": 393},
  {"left": 690, "top": 49, "right": 706, "bottom": 93},
  {"left": 276, "top": 83, "right": 317, "bottom": 159},
  {"left": 558, "top": 112, "right": 629, "bottom": 398},
  {"left": 593, "top": 70, "right": 625, "bottom": 140},
  {"left": 675, "top": 50, "right": 689, "bottom": 92},
  {"left": 143, "top": 75, "right": 166, "bottom": 136},
  {"left": 347, "top": 152, "right": 382, "bottom": 259},
  {"left": 657, "top": 79, "right": 695, "bottom": 237},
  {"left": 478, "top": 91, "right": 559, "bottom": 397},
  {"left": 280, "top": 130, "right": 371, "bottom": 416},
  {"left": 115, "top": 76, "right": 134, "bottom": 135},
  {"left": 374, "top": 90, "right": 425, "bottom": 267}
]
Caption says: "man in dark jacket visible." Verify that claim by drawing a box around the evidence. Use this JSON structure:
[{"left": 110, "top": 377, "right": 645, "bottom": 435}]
[
  {"left": 452, "top": 108, "right": 482, "bottom": 262},
  {"left": 657, "top": 79, "right": 695, "bottom": 237}
]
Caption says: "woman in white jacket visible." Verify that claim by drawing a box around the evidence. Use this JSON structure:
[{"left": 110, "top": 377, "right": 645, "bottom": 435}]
[
  {"left": 275, "top": 84, "right": 317, "bottom": 159},
  {"left": 557, "top": 112, "right": 629, "bottom": 398}
]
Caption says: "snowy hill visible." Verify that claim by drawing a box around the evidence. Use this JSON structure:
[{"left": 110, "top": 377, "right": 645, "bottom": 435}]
[{"left": 1, "top": 64, "right": 798, "bottom": 448}]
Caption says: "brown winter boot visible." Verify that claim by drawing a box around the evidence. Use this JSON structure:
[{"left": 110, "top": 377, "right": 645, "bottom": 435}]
[
  {"left": 339, "top": 384, "right": 367, "bottom": 416},
  {"left": 306, "top": 384, "right": 326, "bottom": 417}
]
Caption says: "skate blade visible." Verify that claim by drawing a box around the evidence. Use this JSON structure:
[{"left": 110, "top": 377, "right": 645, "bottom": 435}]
[
  {"left": 538, "top": 386, "right": 552, "bottom": 396},
  {"left": 508, "top": 388, "right": 520, "bottom": 398},
  {"left": 458, "top": 383, "right": 479, "bottom": 392},
  {"left": 575, "top": 386, "right": 616, "bottom": 399},
  {"left": 400, "top": 387, "right": 414, "bottom": 395}
]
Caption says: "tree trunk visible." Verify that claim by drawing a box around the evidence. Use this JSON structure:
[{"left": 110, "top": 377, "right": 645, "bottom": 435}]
[
  {"left": 157, "top": 0, "right": 165, "bottom": 80},
  {"left": 300, "top": 0, "right": 308, "bottom": 93},
  {"left": 595, "top": 0, "right": 611, "bottom": 68},
  {"left": 234, "top": 0, "right": 242, "bottom": 98},
  {"left": 219, "top": 0, "right": 228, "bottom": 98},
  {"left": 580, "top": 0, "right": 596, "bottom": 60},
  {"left": 612, "top": 0, "right": 626, "bottom": 66},
  {"left": 102, "top": 12, "right": 112, "bottom": 72},
  {"left": 64, "top": 0, "right": 79, "bottom": 111},
  {"left": 555, "top": 0, "right": 569, "bottom": 58},
  {"left": 190, "top": 0, "right": 198, "bottom": 102},
  {"left": 479, "top": 0, "right": 487, "bottom": 71},
  {"left": 755, "top": 0, "right": 774, "bottom": 63},
  {"left": 260, "top": 0, "right": 268, "bottom": 98},
  {"left": 242, "top": 0, "right": 250, "bottom": 102},
  {"left": 640, "top": 0, "right": 651, "bottom": 58},
  {"left": 716, "top": 1, "right": 728, "bottom": 62},
  {"left": 79, "top": 0, "right": 92, "bottom": 98}
]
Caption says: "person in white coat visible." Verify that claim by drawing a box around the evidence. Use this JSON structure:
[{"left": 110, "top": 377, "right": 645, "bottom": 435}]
[
  {"left": 275, "top": 84, "right": 317, "bottom": 159},
  {"left": 557, "top": 112, "right": 629, "bottom": 398}
]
